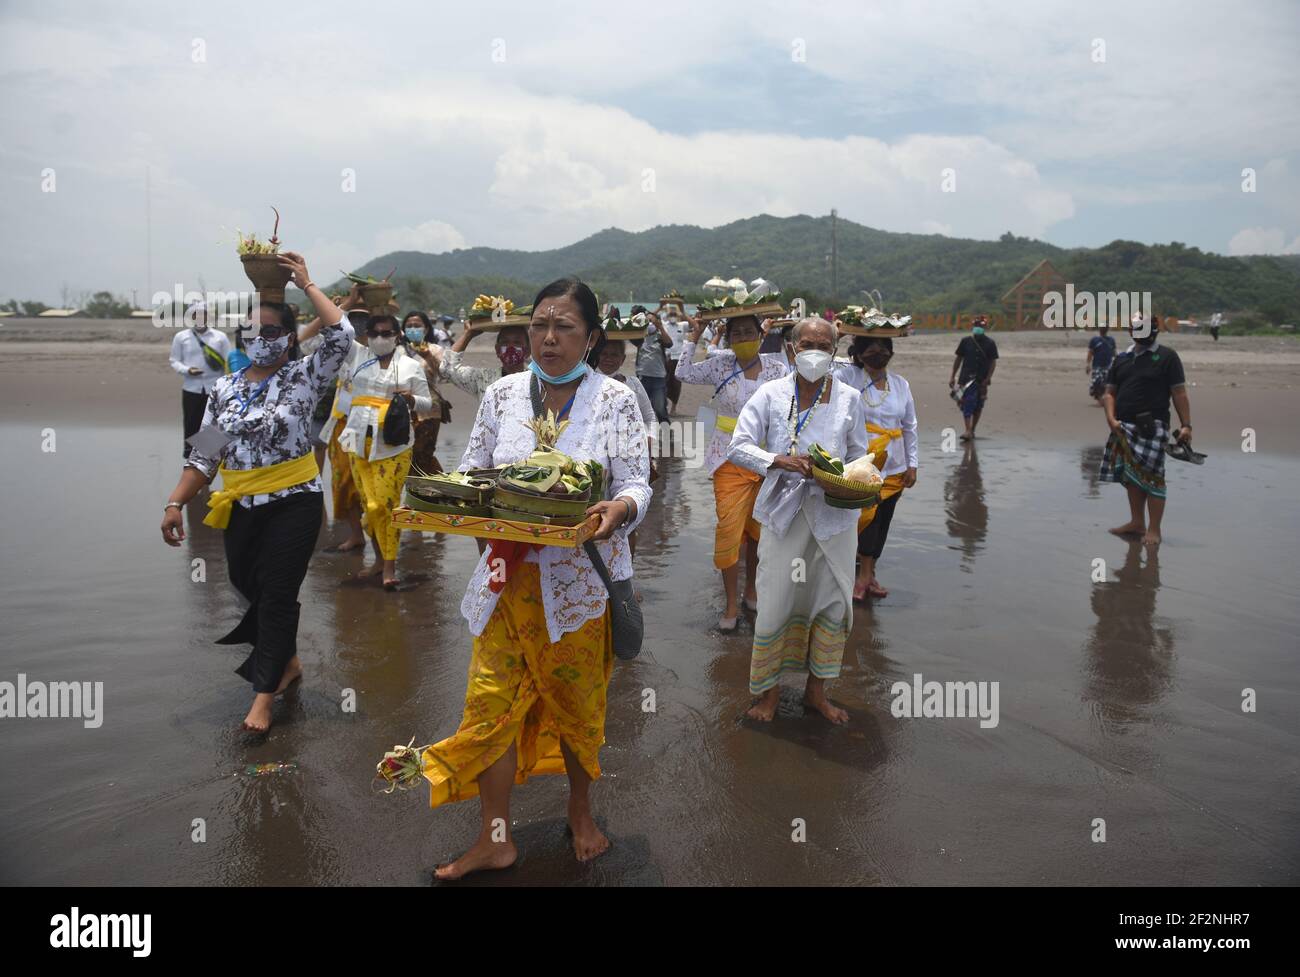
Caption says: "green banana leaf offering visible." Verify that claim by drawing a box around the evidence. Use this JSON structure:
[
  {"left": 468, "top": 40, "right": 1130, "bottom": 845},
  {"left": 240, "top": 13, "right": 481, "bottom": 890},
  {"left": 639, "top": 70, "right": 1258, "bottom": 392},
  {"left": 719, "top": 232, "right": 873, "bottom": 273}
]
[{"left": 809, "top": 443, "right": 845, "bottom": 475}]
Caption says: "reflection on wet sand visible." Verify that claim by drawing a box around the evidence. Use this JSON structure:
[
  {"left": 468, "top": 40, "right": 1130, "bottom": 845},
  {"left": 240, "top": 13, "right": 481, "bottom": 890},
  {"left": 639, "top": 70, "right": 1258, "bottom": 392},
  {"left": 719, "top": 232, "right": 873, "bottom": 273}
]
[
  {"left": 1079, "top": 444, "right": 1104, "bottom": 498},
  {"left": 944, "top": 442, "right": 987, "bottom": 568},
  {"left": 1083, "top": 541, "right": 1174, "bottom": 729}
]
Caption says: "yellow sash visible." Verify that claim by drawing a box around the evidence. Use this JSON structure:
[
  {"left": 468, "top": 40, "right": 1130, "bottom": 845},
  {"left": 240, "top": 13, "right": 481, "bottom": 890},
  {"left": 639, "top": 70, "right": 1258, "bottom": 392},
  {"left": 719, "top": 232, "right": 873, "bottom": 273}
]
[
  {"left": 716, "top": 414, "right": 738, "bottom": 433},
  {"left": 204, "top": 453, "right": 320, "bottom": 529},
  {"left": 866, "top": 421, "right": 902, "bottom": 458},
  {"left": 351, "top": 395, "right": 391, "bottom": 426}
]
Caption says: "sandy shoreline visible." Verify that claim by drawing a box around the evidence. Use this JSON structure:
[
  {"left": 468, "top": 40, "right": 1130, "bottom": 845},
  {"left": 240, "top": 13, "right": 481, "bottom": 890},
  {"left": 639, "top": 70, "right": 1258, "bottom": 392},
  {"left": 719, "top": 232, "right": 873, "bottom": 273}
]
[{"left": 3, "top": 322, "right": 1297, "bottom": 456}]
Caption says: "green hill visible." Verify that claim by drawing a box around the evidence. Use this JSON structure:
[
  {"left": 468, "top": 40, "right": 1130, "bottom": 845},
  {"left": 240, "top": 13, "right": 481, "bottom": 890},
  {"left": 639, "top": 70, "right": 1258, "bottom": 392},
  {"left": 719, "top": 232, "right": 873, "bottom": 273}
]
[{"left": 341, "top": 214, "right": 1300, "bottom": 321}]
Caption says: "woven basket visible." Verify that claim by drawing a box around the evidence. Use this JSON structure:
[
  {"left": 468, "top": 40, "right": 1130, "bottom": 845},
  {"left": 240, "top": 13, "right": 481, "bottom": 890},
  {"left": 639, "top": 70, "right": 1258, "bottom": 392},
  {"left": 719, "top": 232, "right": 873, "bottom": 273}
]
[
  {"left": 811, "top": 465, "right": 883, "bottom": 501},
  {"left": 240, "top": 254, "right": 292, "bottom": 304},
  {"left": 697, "top": 301, "right": 786, "bottom": 322},
  {"left": 836, "top": 320, "right": 911, "bottom": 337},
  {"left": 493, "top": 483, "right": 592, "bottom": 518},
  {"left": 466, "top": 314, "right": 531, "bottom": 331},
  {"left": 404, "top": 474, "right": 493, "bottom": 504},
  {"left": 358, "top": 282, "right": 394, "bottom": 311}
]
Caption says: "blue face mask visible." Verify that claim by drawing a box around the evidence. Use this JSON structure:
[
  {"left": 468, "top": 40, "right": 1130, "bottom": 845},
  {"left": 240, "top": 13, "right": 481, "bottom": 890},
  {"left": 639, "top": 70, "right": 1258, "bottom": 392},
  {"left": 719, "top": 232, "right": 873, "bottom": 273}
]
[
  {"left": 405, "top": 326, "right": 426, "bottom": 343},
  {"left": 972, "top": 326, "right": 985, "bottom": 336},
  {"left": 528, "top": 357, "right": 589, "bottom": 385}
]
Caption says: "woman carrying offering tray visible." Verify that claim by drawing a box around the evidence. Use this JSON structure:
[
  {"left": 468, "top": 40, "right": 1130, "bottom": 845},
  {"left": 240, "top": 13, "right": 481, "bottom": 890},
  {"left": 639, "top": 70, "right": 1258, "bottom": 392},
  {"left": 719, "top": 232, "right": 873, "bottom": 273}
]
[
  {"left": 160, "top": 250, "right": 353, "bottom": 733},
  {"left": 675, "top": 301, "right": 788, "bottom": 631},
  {"left": 420, "top": 277, "right": 651, "bottom": 879},
  {"left": 831, "top": 308, "right": 919, "bottom": 600},
  {"left": 319, "top": 312, "right": 431, "bottom": 590}
]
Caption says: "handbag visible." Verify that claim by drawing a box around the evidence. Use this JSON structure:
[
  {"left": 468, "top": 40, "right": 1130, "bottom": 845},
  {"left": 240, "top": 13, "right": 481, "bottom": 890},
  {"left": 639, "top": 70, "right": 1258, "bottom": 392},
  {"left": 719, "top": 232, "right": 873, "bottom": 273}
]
[
  {"left": 583, "top": 541, "right": 643, "bottom": 660},
  {"left": 528, "top": 375, "right": 643, "bottom": 659},
  {"left": 382, "top": 392, "right": 411, "bottom": 445}
]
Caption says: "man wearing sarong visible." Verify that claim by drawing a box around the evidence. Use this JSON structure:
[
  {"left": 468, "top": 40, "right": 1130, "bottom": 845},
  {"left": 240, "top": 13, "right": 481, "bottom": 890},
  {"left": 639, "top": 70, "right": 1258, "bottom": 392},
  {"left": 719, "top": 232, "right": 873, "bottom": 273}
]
[
  {"left": 1100, "top": 316, "right": 1193, "bottom": 547},
  {"left": 728, "top": 318, "right": 869, "bottom": 725},
  {"left": 1086, "top": 324, "right": 1117, "bottom": 404},
  {"left": 950, "top": 315, "right": 997, "bottom": 440}
]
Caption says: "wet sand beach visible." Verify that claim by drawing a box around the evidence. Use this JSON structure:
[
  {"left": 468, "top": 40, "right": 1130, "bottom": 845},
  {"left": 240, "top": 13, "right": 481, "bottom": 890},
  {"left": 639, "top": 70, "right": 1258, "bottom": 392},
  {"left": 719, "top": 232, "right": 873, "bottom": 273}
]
[{"left": 1, "top": 322, "right": 1297, "bottom": 885}]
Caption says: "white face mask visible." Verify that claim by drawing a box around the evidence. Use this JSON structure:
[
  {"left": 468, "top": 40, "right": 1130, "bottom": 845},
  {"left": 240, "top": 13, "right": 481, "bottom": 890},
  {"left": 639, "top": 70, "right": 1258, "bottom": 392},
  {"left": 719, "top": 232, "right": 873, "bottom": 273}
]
[
  {"left": 794, "top": 349, "right": 831, "bottom": 382},
  {"left": 193, "top": 322, "right": 209, "bottom": 333},
  {"left": 369, "top": 336, "right": 397, "bottom": 357}
]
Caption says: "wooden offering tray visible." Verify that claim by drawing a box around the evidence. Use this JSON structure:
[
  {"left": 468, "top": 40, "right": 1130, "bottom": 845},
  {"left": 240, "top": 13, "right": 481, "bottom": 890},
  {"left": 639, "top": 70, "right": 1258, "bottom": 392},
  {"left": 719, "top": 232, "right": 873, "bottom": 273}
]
[{"left": 392, "top": 508, "right": 600, "bottom": 548}]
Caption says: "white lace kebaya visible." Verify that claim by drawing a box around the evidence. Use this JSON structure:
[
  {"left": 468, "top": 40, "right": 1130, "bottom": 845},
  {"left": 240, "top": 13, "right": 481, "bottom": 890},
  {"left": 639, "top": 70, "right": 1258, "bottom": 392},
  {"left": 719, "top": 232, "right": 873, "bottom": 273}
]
[
  {"left": 458, "top": 369, "right": 653, "bottom": 642},
  {"left": 727, "top": 374, "right": 869, "bottom": 539}
]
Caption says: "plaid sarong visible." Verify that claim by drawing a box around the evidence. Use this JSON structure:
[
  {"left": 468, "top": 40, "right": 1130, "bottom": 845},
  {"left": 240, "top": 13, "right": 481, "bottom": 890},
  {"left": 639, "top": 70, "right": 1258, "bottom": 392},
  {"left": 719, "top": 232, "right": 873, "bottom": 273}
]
[
  {"left": 1100, "top": 419, "right": 1167, "bottom": 498},
  {"left": 1088, "top": 366, "right": 1109, "bottom": 399}
]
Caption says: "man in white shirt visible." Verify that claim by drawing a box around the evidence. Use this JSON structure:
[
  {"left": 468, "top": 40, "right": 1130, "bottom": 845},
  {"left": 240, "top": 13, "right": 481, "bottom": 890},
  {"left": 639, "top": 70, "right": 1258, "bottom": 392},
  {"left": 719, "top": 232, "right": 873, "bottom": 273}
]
[
  {"left": 661, "top": 307, "right": 685, "bottom": 413},
  {"left": 169, "top": 301, "right": 231, "bottom": 458}
]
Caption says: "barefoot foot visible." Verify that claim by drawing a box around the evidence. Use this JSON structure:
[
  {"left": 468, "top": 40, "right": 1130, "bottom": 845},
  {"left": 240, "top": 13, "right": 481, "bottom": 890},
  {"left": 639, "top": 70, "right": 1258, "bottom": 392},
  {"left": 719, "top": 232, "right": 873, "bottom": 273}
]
[
  {"left": 274, "top": 658, "right": 302, "bottom": 694},
  {"left": 567, "top": 800, "right": 611, "bottom": 863},
  {"left": 240, "top": 693, "right": 274, "bottom": 733},
  {"left": 1142, "top": 530, "right": 1161, "bottom": 547},
  {"left": 434, "top": 836, "right": 518, "bottom": 880},
  {"left": 746, "top": 687, "right": 780, "bottom": 722},
  {"left": 803, "top": 692, "right": 849, "bottom": 725},
  {"left": 1109, "top": 521, "right": 1145, "bottom": 537}
]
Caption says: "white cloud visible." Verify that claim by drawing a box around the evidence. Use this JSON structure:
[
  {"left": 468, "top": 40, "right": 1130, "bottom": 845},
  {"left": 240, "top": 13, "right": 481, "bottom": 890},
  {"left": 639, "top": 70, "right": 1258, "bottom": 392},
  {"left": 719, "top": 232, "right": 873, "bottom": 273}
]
[
  {"left": 373, "top": 220, "right": 467, "bottom": 255},
  {"left": 1227, "top": 227, "right": 1300, "bottom": 256}
]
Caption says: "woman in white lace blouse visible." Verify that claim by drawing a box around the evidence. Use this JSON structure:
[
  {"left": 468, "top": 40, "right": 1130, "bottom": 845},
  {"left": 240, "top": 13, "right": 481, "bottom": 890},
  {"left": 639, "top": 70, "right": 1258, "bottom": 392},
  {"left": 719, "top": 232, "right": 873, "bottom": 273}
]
[{"left": 422, "top": 277, "right": 651, "bottom": 880}]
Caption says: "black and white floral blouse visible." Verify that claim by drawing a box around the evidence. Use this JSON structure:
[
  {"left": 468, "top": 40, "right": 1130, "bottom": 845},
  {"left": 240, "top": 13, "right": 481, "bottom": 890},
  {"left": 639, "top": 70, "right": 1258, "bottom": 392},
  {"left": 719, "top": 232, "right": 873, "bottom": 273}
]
[{"left": 186, "top": 320, "right": 353, "bottom": 508}]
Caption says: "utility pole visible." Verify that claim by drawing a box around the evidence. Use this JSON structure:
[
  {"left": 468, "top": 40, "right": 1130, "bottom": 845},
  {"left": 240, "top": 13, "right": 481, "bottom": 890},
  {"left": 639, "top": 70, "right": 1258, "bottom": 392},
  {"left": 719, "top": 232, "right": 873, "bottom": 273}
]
[
  {"left": 830, "top": 208, "right": 838, "bottom": 304},
  {"left": 145, "top": 166, "right": 152, "bottom": 307}
]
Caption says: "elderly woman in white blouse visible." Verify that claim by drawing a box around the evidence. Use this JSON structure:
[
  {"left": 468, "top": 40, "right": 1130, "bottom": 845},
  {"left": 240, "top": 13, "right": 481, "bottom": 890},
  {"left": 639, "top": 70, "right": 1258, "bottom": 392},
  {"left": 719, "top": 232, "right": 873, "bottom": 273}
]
[
  {"left": 834, "top": 334, "right": 918, "bottom": 600},
  {"left": 676, "top": 312, "right": 788, "bottom": 630},
  {"left": 422, "top": 277, "right": 651, "bottom": 881},
  {"left": 729, "top": 317, "right": 869, "bottom": 725},
  {"left": 318, "top": 313, "right": 431, "bottom": 589}
]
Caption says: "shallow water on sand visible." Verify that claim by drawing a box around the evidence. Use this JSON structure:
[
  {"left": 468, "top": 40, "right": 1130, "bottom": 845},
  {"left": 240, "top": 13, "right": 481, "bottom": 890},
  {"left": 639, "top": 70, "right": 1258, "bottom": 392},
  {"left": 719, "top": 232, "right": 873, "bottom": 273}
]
[{"left": 0, "top": 421, "right": 1297, "bottom": 885}]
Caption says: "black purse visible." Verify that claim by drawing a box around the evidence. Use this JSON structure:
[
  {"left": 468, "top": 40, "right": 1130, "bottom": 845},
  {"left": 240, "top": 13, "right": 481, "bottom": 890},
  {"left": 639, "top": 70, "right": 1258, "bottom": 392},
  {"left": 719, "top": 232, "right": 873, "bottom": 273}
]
[
  {"left": 529, "top": 376, "right": 643, "bottom": 659},
  {"left": 382, "top": 392, "right": 411, "bottom": 445}
]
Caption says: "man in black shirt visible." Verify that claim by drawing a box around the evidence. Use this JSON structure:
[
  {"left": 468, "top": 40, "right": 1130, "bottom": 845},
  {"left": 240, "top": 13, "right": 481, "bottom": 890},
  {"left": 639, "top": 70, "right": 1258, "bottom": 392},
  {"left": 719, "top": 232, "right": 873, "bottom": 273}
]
[
  {"left": 949, "top": 315, "right": 998, "bottom": 440},
  {"left": 1099, "top": 316, "right": 1193, "bottom": 546}
]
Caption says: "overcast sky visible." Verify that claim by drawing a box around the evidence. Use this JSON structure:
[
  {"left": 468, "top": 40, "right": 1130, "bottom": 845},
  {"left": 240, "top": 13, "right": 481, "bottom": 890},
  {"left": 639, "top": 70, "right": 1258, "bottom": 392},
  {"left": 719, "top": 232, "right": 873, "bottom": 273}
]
[{"left": 1, "top": 0, "right": 1297, "bottom": 304}]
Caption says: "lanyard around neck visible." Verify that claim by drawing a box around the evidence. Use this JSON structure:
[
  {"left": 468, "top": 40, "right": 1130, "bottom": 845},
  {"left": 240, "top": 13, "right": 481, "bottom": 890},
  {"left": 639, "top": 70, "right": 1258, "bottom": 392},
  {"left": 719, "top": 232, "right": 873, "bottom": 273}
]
[{"left": 233, "top": 368, "right": 273, "bottom": 416}]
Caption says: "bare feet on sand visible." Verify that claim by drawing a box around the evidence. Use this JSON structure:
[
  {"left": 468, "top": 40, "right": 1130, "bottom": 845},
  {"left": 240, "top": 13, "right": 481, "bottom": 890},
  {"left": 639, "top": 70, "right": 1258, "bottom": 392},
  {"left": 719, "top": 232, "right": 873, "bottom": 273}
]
[
  {"left": 746, "top": 687, "right": 780, "bottom": 722},
  {"left": 434, "top": 837, "right": 518, "bottom": 881},
  {"left": 274, "top": 657, "right": 302, "bottom": 694},
  {"left": 1142, "top": 530, "right": 1161, "bottom": 547},
  {"left": 1109, "top": 521, "right": 1145, "bottom": 537},
  {"left": 568, "top": 798, "right": 611, "bottom": 862},
  {"left": 240, "top": 693, "right": 274, "bottom": 733},
  {"left": 803, "top": 690, "right": 850, "bottom": 725}
]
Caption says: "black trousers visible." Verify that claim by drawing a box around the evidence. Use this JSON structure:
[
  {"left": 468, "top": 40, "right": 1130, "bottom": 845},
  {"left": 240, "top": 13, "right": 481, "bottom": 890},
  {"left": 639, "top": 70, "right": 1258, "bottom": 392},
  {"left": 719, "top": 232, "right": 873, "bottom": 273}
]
[
  {"left": 858, "top": 491, "right": 901, "bottom": 560},
  {"left": 217, "top": 492, "right": 323, "bottom": 693},
  {"left": 182, "top": 389, "right": 209, "bottom": 458}
]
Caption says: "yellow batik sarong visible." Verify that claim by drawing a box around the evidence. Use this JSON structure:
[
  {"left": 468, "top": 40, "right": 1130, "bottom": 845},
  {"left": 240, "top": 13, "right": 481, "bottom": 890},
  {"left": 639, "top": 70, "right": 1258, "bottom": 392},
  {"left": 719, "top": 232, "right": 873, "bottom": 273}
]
[
  {"left": 713, "top": 461, "right": 763, "bottom": 569},
  {"left": 203, "top": 453, "right": 320, "bottom": 529},
  {"left": 349, "top": 444, "right": 412, "bottom": 560},
  {"left": 422, "top": 562, "right": 613, "bottom": 807},
  {"left": 327, "top": 407, "right": 360, "bottom": 520}
]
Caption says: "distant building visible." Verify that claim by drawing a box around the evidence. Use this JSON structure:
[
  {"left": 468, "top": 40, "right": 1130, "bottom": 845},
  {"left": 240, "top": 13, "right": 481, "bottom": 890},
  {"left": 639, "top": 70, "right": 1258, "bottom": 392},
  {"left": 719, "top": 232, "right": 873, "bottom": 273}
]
[{"left": 37, "top": 308, "right": 86, "bottom": 318}]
